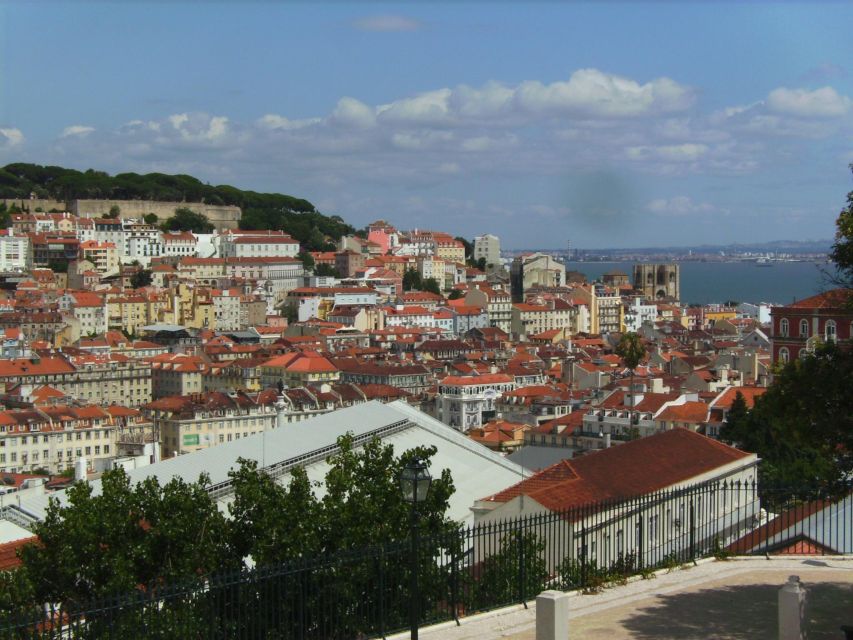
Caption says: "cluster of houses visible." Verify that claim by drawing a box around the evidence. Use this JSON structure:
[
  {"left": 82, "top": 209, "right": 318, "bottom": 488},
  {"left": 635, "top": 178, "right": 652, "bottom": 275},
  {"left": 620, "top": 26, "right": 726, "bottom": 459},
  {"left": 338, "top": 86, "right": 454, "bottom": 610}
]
[{"left": 0, "top": 210, "right": 848, "bottom": 590}]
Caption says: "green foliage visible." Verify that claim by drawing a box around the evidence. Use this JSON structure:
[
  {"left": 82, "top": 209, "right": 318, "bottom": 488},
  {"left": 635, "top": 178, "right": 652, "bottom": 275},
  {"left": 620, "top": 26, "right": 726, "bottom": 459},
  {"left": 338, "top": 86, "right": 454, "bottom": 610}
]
[
  {"left": 615, "top": 332, "right": 646, "bottom": 371},
  {"left": 448, "top": 289, "right": 464, "bottom": 300},
  {"left": 18, "top": 468, "right": 233, "bottom": 605},
  {"left": 129, "top": 269, "right": 153, "bottom": 289},
  {"left": 143, "top": 212, "right": 158, "bottom": 225},
  {"left": 829, "top": 164, "right": 853, "bottom": 289},
  {"left": 298, "top": 250, "right": 315, "bottom": 270},
  {"left": 468, "top": 531, "right": 547, "bottom": 609},
  {"left": 455, "top": 236, "right": 474, "bottom": 261},
  {"left": 104, "top": 204, "right": 121, "bottom": 219},
  {"left": 422, "top": 277, "right": 442, "bottom": 295},
  {"left": 0, "top": 162, "right": 354, "bottom": 250},
  {"left": 314, "top": 263, "right": 341, "bottom": 278},
  {"left": 0, "top": 202, "right": 8, "bottom": 230},
  {"left": 719, "top": 391, "right": 749, "bottom": 445},
  {"left": 162, "top": 207, "right": 214, "bottom": 233},
  {"left": 227, "top": 460, "right": 322, "bottom": 565},
  {"left": 558, "top": 552, "right": 638, "bottom": 593},
  {"left": 47, "top": 259, "right": 69, "bottom": 274},
  {"left": 403, "top": 268, "right": 422, "bottom": 292},
  {"left": 729, "top": 343, "right": 853, "bottom": 495}
]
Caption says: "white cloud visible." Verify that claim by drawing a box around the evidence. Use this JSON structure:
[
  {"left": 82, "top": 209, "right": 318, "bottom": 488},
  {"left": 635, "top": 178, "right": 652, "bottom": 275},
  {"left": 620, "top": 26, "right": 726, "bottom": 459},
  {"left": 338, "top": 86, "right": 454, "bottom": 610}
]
[
  {"left": 513, "top": 68, "right": 695, "bottom": 117},
  {"left": 330, "top": 97, "right": 376, "bottom": 129},
  {"left": 257, "top": 114, "right": 320, "bottom": 130},
  {"left": 646, "top": 196, "right": 716, "bottom": 216},
  {"left": 60, "top": 125, "right": 95, "bottom": 138},
  {"left": 626, "top": 143, "right": 708, "bottom": 162},
  {"left": 164, "top": 113, "right": 230, "bottom": 143},
  {"left": 377, "top": 89, "right": 452, "bottom": 125},
  {"left": 0, "top": 128, "right": 24, "bottom": 147},
  {"left": 352, "top": 15, "right": 422, "bottom": 32},
  {"left": 766, "top": 86, "right": 851, "bottom": 118}
]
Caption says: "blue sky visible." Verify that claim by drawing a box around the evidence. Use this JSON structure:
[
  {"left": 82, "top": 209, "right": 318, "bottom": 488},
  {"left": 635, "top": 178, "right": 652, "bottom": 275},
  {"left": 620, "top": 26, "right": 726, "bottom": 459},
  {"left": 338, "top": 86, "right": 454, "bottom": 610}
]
[{"left": 1, "top": 2, "right": 852, "bottom": 249}]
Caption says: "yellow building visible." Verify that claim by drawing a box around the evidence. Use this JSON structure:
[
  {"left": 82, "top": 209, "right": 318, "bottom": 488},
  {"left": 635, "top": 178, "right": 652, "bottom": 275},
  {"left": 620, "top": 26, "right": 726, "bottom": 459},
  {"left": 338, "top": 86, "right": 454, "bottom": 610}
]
[
  {"left": 260, "top": 350, "right": 340, "bottom": 388},
  {"left": 80, "top": 240, "right": 119, "bottom": 274}
]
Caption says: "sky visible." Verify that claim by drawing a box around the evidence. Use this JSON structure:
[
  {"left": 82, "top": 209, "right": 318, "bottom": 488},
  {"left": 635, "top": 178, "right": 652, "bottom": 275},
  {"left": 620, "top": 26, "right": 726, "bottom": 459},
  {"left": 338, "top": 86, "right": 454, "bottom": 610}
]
[{"left": 0, "top": 2, "right": 852, "bottom": 249}]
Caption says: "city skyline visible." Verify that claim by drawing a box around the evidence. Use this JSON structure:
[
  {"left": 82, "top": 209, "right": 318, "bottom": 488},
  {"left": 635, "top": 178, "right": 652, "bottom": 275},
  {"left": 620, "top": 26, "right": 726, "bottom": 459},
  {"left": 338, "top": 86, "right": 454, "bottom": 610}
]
[{"left": 1, "top": 2, "right": 852, "bottom": 248}]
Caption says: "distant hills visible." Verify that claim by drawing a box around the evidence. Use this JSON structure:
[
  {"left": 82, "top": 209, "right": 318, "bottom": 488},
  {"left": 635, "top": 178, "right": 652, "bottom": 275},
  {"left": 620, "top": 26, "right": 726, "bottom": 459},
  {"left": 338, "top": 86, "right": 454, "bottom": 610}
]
[{"left": 0, "top": 163, "right": 354, "bottom": 251}]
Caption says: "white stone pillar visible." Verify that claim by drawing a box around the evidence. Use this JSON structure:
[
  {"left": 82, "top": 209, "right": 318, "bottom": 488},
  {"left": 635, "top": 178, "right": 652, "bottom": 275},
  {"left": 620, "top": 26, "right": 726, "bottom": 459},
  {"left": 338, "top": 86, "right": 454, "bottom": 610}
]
[
  {"left": 778, "top": 575, "right": 805, "bottom": 640},
  {"left": 536, "top": 590, "right": 569, "bottom": 640}
]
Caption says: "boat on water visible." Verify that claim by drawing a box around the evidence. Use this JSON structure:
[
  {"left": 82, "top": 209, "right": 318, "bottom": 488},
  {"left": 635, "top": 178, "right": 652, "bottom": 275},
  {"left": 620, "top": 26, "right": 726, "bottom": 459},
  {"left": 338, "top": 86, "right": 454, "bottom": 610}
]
[{"left": 755, "top": 257, "right": 774, "bottom": 267}]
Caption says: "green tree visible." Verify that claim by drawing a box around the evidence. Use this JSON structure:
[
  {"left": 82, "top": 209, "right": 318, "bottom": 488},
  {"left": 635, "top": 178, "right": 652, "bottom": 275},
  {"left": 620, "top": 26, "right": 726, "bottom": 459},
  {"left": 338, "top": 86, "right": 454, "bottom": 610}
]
[
  {"left": 422, "top": 277, "right": 442, "bottom": 295},
  {"left": 403, "top": 268, "right": 422, "bottom": 292},
  {"left": 455, "top": 236, "right": 474, "bottom": 261},
  {"left": 103, "top": 204, "right": 121, "bottom": 219},
  {"left": 736, "top": 343, "right": 853, "bottom": 494},
  {"left": 143, "top": 213, "right": 158, "bottom": 225},
  {"left": 719, "top": 391, "right": 749, "bottom": 445},
  {"left": 314, "top": 263, "right": 341, "bottom": 278},
  {"left": 614, "top": 332, "right": 647, "bottom": 428},
  {"left": 469, "top": 531, "right": 547, "bottom": 610},
  {"left": 298, "top": 250, "right": 315, "bottom": 271},
  {"left": 448, "top": 289, "right": 464, "bottom": 300},
  {"left": 162, "top": 207, "right": 215, "bottom": 233},
  {"left": 130, "top": 268, "right": 153, "bottom": 289},
  {"left": 18, "top": 468, "right": 233, "bottom": 605},
  {"left": 829, "top": 163, "right": 853, "bottom": 291}
]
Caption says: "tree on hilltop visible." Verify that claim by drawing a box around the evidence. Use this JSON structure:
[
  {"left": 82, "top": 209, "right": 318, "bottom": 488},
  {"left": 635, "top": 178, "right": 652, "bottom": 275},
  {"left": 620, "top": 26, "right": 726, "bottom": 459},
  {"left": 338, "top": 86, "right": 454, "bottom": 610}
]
[{"left": 162, "top": 207, "right": 214, "bottom": 233}]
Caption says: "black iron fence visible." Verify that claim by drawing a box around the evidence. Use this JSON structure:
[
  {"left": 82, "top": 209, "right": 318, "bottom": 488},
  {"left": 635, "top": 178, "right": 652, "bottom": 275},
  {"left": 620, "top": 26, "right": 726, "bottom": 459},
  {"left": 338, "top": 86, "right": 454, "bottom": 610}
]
[{"left": 1, "top": 480, "right": 850, "bottom": 639}]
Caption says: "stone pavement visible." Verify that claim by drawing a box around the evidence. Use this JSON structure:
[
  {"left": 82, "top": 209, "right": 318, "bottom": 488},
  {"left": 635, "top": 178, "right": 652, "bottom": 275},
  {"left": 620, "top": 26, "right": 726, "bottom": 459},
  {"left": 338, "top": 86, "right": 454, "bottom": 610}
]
[{"left": 396, "top": 557, "right": 853, "bottom": 640}]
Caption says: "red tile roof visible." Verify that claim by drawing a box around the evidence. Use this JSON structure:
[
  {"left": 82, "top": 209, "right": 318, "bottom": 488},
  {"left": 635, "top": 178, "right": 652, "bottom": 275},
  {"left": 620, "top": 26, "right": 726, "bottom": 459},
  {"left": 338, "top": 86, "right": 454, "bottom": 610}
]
[
  {"left": 440, "top": 373, "right": 513, "bottom": 386},
  {"left": 483, "top": 428, "right": 754, "bottom": 509},
  {"left": 785, "top": 289, "right": 852, "bottom": 309}
]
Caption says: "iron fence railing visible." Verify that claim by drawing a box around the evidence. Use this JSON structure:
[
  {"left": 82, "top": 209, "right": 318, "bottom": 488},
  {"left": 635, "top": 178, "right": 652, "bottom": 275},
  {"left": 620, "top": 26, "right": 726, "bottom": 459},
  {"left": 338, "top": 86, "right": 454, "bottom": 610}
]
[{"left": 1, "top": 480, "right": 850, "bottom": 639}]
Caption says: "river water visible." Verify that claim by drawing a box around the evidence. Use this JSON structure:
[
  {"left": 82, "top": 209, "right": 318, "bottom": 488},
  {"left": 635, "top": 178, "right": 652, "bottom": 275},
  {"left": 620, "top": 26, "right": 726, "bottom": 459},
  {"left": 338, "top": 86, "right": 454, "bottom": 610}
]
[{"left": 563, "top": 261, "right": 833, "bottom": 305}]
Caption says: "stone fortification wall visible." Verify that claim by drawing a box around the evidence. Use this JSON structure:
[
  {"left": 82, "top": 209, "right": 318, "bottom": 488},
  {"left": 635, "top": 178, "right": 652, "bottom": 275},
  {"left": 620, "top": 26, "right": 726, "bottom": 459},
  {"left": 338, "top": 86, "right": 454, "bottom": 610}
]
[
  {"left": 1, "top": 198, "right": 68, "bottom": 212},
  {"left": 69, "top": 200, "right": 242, "bottom": 230}
]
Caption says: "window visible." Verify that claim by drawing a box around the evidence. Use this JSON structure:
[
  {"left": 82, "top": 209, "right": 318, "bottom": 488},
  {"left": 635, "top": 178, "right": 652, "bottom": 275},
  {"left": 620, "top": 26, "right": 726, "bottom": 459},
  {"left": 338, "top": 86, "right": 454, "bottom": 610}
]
[
  {"left": 103, "top": 445, "right": 109, "bottom": 454},
  {"left": 779, "top": 347, "right": 789, "bottom": 363},
  {"left": 799, "top": 319, "right": 809, "bottom": 337},
  {"left": 826, "top": 320, "right": 837, "bottom": 343},
  {"left": 779, "top": 318, "right": 789, "bottom": 337}
]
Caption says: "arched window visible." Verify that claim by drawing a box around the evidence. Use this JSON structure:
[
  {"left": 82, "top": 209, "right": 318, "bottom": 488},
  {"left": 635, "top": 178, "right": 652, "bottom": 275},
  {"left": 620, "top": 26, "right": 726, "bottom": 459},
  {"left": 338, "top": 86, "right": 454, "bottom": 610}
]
[
  {"left": 825, "top": 320, "right": 837, "bottom": 343},
  {"left": 799, "top": 319, "right": 809, "bottom": 337},
  {"left": 798, "top": 348, "right": 807, "bottom": 359},
  {"left": 779, "top": 347, "right": 789, "bottom": 363},
  {"left": 779, "top": 318, "right": 789, "bottom": 337}
]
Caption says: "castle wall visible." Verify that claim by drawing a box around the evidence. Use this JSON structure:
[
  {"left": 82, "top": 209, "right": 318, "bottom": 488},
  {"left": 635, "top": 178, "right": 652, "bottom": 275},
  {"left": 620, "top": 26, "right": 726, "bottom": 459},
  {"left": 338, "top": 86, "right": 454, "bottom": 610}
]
[{"left": 70, "top": 200, "right": 242, "bottom": 230}]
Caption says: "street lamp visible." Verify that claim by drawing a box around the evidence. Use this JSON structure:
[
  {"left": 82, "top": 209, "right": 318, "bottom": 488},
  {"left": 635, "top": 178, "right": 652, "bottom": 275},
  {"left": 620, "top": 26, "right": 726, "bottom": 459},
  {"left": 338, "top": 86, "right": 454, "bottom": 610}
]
[{"left": 400, "top": 458, "right": 432, "bottom": 640}]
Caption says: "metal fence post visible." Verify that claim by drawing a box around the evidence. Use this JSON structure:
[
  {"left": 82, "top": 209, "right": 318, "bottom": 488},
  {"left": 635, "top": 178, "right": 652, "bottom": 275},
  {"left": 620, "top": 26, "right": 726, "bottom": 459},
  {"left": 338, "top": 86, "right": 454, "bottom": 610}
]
[
  {"left": 518, "top": 522, "right": 527, "bottom": 606},
  {"left": 378, "top": 545, "right": 386, "bottom": 639},
  {"left": 689, "top": 502, "right": 696, "bottom": 562}
]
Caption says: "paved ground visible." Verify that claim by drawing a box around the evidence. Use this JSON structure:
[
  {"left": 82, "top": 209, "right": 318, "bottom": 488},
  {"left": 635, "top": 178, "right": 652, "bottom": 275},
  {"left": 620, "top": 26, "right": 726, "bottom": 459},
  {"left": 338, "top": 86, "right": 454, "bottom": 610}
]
[{"left": 400, "top": 557, "right": 853, "bottom": 640}]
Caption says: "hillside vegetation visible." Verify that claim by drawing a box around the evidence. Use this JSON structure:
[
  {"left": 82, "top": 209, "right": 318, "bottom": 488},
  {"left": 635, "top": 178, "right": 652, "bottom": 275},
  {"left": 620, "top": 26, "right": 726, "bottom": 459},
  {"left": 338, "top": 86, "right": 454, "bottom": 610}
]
[{"left": 0, "top": 163, "right": 353, "bottom": 251}]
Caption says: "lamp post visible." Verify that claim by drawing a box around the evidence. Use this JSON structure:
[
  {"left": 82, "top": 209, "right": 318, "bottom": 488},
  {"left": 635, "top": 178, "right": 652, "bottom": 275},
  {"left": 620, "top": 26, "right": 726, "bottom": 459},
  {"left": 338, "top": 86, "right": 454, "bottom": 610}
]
[{"left": 400, "top": 458, "right": 432, "bottom": 640}]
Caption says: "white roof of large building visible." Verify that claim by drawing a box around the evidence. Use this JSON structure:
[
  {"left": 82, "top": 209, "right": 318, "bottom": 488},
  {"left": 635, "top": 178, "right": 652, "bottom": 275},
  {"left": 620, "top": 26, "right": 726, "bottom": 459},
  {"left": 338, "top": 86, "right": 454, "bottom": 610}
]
[{"left": 5, "top": 401, "right": 529, "bottom": 532}]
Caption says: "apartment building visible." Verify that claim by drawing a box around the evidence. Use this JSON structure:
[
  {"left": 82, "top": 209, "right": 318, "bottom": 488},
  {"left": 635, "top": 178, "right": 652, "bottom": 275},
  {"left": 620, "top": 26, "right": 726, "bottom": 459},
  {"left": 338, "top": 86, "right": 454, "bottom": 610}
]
[
  {"left": 63, "top": 353, "right": 153, "bottom": 407},
  {"left": 220, "top": 230, "right": 300, "bottom": 259},
  {"left": 510, "top": 300, "right": 575, "bottom": 338},
  {"left": 473, "top": 234, "right": 501, "bottom": 268},
  {"left": 0, "top": 230, "right": 30, "bottom": 271},
  {"left": 0, "top": 405, "right": 119, "bottom": 474},
  {"left": 436, "top": 373, "right": 516, "bottom": 431},
  {"left": 144, "top": 390, "right": 282, "bottom": 457}
]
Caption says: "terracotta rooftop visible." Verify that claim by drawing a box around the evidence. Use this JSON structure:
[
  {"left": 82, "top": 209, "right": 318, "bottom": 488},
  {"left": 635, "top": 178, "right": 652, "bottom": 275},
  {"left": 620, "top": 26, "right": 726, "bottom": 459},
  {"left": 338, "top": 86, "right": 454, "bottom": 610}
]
[{"left": 483, "top": 428, "right": 754, "bottom": 509}]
